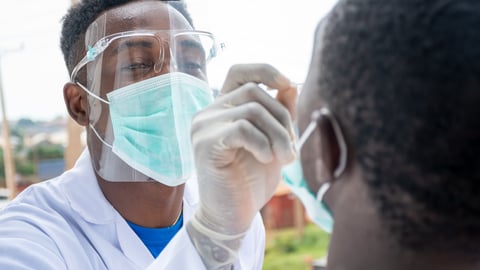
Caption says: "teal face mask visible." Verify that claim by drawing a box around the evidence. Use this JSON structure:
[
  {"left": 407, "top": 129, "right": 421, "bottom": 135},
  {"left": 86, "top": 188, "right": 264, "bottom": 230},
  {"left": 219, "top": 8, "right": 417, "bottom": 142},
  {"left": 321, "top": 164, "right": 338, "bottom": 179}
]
[
  {"left": 282, "top": 159, "right": 334, "bottom": 233},
  {"left": 90, "top": 72, "right": 213, "bottom": 186},
  {"left": 281, "top": 108, "right": 348, "bottom": 234}
]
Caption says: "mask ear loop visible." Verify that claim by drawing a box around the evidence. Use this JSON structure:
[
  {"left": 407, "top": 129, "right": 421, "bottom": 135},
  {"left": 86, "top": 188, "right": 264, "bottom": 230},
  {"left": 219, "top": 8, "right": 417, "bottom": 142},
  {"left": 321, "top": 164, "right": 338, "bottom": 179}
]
[
  {"left": 311, "top": 108, "right": 348, "bottom": 179},
  {"left": 77, "top": 81, "right": 113, "bottom": 149},
  {"left": 311, "top": 108, "right": 347, "bottom": 208},
  {"left": 89, "top": 123, "right": 113, "bottom": 149},
  {"left": 76, "top": 82, "right": 110, "bottom": 104}
]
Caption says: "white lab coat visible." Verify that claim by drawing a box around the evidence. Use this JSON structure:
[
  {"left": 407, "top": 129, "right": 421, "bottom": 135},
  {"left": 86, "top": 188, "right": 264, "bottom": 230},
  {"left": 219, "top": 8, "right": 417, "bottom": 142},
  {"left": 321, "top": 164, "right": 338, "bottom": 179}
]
[{"left": 0, "top": 149, "right": 265, "bottom": 269}]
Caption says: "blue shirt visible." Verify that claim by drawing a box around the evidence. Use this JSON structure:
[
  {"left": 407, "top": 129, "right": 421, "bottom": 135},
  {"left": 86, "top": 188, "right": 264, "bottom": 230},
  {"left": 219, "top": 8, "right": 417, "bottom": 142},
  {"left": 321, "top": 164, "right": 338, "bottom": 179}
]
[{"left": 127, "top": 214, "right": 183, "bottom": 258}]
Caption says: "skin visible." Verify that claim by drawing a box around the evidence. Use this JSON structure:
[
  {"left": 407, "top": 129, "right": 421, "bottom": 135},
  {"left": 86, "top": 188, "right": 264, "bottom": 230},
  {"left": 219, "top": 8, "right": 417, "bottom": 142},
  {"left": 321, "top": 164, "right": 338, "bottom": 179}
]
[
  {"left": 297, "top": 20, "right": 480, "bottom": 270},
  {"left": 63, "top": 1, "right": 190, "bottom": 228}
]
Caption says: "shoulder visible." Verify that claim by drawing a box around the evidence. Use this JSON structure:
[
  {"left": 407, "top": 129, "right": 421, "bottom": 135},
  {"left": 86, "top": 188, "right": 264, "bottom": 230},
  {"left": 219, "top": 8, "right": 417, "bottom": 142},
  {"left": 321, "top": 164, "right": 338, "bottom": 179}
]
[
  {"left": 3, "top": 176, "right": 68, "bottom": 214},
  {"left": 0, "top": 176, "right": 73, "bottom": 236},
  {"left": 0, "top": 179, "right": 71, "bottom": 268},
  {"left": 0, "top": 171, "right": 101, "bottom": 269}
]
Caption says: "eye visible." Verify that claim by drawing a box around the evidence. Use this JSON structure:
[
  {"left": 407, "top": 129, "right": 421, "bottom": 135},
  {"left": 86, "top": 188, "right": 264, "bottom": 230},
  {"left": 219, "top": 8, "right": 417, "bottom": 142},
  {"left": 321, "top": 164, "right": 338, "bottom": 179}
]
[
  {"left": 179, "top": 61, "right": 203, "bottom": 71},
  {"left": 122, "top": 62, "right": 153, "bottom": 71},
  {"left": 177, "top": 61, "right": 207, "bottom": 80}
]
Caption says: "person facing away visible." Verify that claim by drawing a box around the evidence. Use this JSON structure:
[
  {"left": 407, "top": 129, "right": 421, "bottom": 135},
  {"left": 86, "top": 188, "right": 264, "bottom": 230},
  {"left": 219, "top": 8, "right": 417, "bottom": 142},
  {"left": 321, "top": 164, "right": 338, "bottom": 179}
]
[
  {"left": 282, "top": 0, "right": 480, "bottom": 269},
  {"left": 0, "top": 0, "right": 297, "bottom": 269}
]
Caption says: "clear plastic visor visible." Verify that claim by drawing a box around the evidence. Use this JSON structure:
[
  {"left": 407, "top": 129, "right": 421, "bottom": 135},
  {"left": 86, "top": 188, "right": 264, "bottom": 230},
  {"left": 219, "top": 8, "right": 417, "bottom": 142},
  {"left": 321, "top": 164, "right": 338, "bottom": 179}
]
[{"left": 70, "top": 7, "right": 220, "bottom": 183}]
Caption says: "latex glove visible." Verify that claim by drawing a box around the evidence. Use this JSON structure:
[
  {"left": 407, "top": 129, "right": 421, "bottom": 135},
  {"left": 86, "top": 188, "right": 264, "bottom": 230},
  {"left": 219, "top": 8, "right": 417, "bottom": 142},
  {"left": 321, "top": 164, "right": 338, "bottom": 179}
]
[{"left": 187, "top": 64, "right": 298, "bottom": 269}]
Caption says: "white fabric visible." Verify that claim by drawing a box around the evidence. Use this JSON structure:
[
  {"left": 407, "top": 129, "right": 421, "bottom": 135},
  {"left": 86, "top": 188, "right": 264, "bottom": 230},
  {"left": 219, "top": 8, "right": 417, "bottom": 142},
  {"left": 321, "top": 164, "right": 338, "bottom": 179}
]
[{"left": 0, "top": 149, "right": 265, "bottom": 269}]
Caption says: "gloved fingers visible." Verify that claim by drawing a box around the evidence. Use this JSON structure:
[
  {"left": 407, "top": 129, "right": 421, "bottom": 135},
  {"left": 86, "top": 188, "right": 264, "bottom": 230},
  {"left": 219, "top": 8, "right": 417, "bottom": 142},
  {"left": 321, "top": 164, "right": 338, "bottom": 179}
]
[
  {"left": 221, "top": 63, "right": 292, "bottom": 96},
  {"left": 276, "top": 83, "right": 298, "bottom": 121},
  {"left": 213, "top": 82, "right": 295, "bottom": 140},
  {"left": 193, "top": 119, "right": 274, "bottom": 164},
  {"left": 210, "top": 102, "right": 295, "bottom": 164}
]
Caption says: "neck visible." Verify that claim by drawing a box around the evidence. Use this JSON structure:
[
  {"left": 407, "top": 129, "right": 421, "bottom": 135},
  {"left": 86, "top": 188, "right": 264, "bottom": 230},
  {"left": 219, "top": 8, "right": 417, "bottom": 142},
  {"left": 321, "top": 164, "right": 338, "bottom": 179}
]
[
  {"left": 98, "top": 178, "right": 185, "bottom": 228},
  {"left": 327, "top": 172, "right": 480, "bottom": 270}
]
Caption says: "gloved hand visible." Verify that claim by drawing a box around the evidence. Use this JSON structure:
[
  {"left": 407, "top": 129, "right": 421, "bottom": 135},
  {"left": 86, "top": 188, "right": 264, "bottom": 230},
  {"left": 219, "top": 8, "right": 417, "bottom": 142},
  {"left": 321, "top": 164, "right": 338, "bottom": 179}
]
[{"left": 186, "top": 64, "right": 297, "bottom": 269}]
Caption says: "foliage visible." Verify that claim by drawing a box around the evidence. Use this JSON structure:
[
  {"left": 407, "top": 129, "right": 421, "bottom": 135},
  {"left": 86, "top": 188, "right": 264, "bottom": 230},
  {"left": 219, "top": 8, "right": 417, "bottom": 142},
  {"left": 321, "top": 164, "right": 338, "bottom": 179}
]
[
  {"left": 15, "top": 159, "right": 35, "bottom": 175},
  {"left": 16, "top": 118, "right": 36, "bottom": 128},
  {"left": 27, "top": 144, "right": 64, "bottom": 160},
  {"left": 0, "top": 148, "right": 35, "bottom": 179},
  {"left": 263, "top": 223, "right": 330, "bottom": 270},
  {"left": 0, "top": 143, "right": 64, "bottom": 182},
  {"left": 0, "top": 119, "right": 66, "bottom": 186}
]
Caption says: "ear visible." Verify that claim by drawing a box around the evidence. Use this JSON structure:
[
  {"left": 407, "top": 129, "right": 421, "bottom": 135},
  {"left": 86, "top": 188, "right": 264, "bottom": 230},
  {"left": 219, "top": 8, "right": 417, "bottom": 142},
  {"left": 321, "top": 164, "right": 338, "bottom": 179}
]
[
  {"left": 313, "top": 109, "right": 346, "bottom": 182},
  {"left": 63, "top": 82, "right": 88, "bottom": 126}
]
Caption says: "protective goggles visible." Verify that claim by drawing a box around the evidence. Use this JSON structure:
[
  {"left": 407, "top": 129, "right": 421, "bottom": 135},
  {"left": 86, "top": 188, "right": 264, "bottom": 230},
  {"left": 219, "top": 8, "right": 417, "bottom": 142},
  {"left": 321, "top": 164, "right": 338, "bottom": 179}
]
[{"left": 70, "top": 29, "right": 220, "bottom": 103}]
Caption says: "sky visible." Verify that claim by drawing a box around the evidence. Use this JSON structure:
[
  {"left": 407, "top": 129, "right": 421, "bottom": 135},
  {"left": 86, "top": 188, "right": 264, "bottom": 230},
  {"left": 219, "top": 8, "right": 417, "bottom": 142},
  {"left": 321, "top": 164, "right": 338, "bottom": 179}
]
[{"left": 0, "top": 0, "right": 337, "bottom": 122}]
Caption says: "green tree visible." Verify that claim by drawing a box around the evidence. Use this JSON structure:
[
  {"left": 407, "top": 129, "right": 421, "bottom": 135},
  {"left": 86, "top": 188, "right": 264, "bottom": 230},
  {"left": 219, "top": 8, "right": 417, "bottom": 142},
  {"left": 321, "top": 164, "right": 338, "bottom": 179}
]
[
  {"left": 27, "top": 144, "right": 64, "bottom": 161},
  {"left": 15, "top": 159, "right": 35, "bottom": 175}
]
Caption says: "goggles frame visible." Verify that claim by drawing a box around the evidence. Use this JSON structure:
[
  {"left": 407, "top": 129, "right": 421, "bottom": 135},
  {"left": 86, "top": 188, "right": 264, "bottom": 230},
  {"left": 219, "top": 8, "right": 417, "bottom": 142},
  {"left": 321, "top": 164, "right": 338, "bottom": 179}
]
[{"left": 70, "top": 29, "right": 219, "bottom": 87}]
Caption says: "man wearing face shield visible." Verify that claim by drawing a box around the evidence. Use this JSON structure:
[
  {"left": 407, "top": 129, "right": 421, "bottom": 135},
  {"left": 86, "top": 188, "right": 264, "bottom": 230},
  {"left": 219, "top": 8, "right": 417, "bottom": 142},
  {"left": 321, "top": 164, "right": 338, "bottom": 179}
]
[
  {"left": 282, "top": 0, "right": 480, "bottom": 269},
  {"left": 0, "top": 1, "right": 297, "bottom": 269}
]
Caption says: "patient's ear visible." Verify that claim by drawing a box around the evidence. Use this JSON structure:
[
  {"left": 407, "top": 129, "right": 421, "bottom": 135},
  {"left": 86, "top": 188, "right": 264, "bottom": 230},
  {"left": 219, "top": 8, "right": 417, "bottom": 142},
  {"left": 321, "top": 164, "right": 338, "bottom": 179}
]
[
  {"left": 63, "top": 82, "right": 88, "bottom": 126},
  {"left": 301, "top": 110, "right": 342, "bottom": 195},
  {"left": 313, "top": 108, "right": 349, "bottom": 182},
  {"left": 316, "top": 114, "right": 340, "bottom": 180}
]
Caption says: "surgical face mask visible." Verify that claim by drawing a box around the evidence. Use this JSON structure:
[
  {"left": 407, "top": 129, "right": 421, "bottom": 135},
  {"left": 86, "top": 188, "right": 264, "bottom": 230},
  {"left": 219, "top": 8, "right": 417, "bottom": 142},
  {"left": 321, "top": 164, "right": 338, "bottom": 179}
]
[
  {"left": 282, "top": 159, "right": 334, "bottom": 233},
  {"left": 87, "top": 72, "right": 213, "bottom": 186},
  {"left": 281, "top": 108, "right": 347, "bottom": 233}
]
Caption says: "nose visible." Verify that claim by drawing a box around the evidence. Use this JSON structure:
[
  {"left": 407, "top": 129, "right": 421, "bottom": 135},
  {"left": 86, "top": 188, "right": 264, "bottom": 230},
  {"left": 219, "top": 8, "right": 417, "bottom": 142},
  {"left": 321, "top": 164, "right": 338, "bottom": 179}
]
[
  {"left": 154, "top": 59, "right": 171, "bottom": 74},
  {"left": 153, "top": 39, "right": 173, "bottom": 74}
]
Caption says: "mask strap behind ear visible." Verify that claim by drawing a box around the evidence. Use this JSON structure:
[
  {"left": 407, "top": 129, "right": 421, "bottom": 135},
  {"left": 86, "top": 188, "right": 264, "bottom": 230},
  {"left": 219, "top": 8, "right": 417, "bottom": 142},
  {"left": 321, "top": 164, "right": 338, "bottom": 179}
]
[
  {"left": 89, "top": 123, "right": 113, "bottom": 149},
  {"left": 77, "top": 82, "right": 110, "bottom": 104},
  {"left": 313, "top": 108, "right": 348, "bottom": 179}
]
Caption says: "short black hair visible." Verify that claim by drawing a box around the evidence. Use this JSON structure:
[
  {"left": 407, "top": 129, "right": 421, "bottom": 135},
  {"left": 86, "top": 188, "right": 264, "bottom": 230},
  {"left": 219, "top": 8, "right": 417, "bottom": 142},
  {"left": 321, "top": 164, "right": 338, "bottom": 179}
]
[
  {"left": 319, "top": 0, "right": 480, "bottom": 255},
  {"left": 60, "top": 0, "right": 193, "bottom": 73}
]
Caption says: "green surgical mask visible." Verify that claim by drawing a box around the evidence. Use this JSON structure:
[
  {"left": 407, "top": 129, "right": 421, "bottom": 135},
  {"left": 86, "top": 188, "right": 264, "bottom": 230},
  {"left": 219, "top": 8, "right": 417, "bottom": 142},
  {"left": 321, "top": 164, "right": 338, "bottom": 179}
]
[
  {"left": 282, "top": 159, "right": 334, "bottom": 233},
  {"left": 92, "top": 72, "right": 213, "bottom": 186},
  {"left": 282, "top": 108, "right": 348, "bottom": 233}
]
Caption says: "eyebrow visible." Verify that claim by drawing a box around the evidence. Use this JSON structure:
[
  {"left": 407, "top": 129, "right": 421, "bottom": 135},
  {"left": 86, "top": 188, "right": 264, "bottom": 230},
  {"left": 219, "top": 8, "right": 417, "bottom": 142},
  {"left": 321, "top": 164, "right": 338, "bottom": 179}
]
[
  {"left": 179, "top": 39, "right": 203, "bottom": 50},
  {"left": 178, "top": 39, "right": 206, "bottom": 60},
  {"left": 113, "top": 40, "right": 154, "bottom": 55}
]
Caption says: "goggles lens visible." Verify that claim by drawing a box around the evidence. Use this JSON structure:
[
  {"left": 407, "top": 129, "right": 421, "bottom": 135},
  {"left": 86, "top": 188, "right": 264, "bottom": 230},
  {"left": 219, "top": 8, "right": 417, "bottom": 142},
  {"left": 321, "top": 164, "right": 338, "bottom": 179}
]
[{"left": 71, "top": 30, "right": 219, "bottom": 100}]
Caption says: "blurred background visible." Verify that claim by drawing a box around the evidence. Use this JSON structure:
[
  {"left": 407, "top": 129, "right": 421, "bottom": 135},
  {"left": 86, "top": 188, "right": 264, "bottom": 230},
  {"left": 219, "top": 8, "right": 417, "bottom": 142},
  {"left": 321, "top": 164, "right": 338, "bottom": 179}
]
[{"left": 0, "top": 0, "right": 337, "bottom": 269}]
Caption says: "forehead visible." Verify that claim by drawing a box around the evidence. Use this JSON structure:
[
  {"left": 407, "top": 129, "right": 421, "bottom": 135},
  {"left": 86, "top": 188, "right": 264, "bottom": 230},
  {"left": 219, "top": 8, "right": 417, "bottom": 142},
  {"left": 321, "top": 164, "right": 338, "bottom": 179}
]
[{"left": 90, "top": 1, "right": 192, "bottom": 38}]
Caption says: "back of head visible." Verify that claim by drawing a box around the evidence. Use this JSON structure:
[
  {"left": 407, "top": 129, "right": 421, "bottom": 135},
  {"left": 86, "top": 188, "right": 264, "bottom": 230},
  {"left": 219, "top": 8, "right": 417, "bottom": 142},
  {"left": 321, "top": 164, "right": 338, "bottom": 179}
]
[
  {"left": 320, "top": 0, "right": 480, "bottom": 256},
  {"left": 60, "top": 0, "right": 193, "bottom": 74}
]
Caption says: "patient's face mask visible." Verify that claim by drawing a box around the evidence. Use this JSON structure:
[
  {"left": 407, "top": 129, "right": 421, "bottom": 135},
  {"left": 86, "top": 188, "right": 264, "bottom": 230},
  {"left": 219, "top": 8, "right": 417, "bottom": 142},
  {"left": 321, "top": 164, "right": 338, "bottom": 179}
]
[
  {"left": 282, "top": 108, "right": 347, "bottom": 233},
  {"left": 69, "top": 3, "right": 222, "bottom": 184}
]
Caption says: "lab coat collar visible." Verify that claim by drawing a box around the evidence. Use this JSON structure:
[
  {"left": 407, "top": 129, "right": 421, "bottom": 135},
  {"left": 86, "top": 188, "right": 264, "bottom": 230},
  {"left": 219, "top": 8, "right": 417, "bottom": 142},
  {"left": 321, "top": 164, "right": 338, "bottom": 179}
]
[
  {"left": 61, "top": 148, "right": 201, "bottom": 268},
  {"left": 62, "top": 149, "right": 117, "bottom": 224},
  {"left": 62, "top": 148, "right": 200, "bottom": 225}
]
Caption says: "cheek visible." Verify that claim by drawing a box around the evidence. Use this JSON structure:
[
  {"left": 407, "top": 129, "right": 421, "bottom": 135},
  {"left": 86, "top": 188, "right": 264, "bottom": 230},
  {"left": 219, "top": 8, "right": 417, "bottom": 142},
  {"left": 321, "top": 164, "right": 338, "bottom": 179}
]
[
  {"left": 87, "top": 96, "right": 112, "bottom": 141},
  {"left": 296, "top": 100, "right": 310, "bottom": 129},
  {"left": 300, "top": 135, "right": 323, "bottom": 193}
]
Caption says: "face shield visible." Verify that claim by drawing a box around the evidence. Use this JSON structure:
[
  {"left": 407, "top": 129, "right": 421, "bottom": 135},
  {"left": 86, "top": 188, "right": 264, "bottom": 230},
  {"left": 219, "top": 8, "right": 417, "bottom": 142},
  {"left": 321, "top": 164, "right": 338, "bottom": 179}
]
[{"left": 69, "top": 2, "right": 222, "bottom": 184}]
